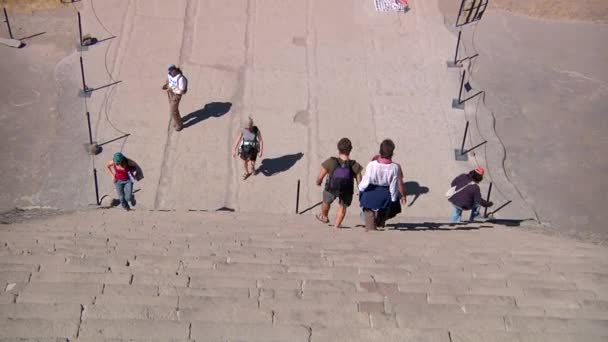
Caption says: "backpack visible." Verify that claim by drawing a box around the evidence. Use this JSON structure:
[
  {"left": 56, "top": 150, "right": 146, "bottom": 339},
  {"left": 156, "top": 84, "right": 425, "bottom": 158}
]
[
  {"left": 178, "top": 75, "right": 188, "bottom": 94},
  {"left": 446, "top": 181, "right": 475, "bottom": 199},
  {"left": 327, "top": 158, "right": 355, "bottom": 195},
  {"left": 240, "top": 129, "right": 258, "bottom": 154}
]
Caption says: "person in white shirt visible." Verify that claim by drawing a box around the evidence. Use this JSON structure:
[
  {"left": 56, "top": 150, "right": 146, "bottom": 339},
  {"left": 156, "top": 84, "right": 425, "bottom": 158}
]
[
  {"left": 162, "top": 64, "right": 188, "bottom": 132},
  {"left": 358, "top": 139, "right": 407, "bottom": 231}
]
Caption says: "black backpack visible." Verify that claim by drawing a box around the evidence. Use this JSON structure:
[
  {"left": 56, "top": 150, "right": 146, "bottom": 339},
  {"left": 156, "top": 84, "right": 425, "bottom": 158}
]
[
  {"left": 240, "top": 127, "right": 258, "bottom": 154},
  {"left": 327, "top": 158, "right": 355, "bottom": 195}
]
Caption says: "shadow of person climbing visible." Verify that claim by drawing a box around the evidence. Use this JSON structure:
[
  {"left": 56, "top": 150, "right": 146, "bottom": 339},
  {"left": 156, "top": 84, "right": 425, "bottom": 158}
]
[
  {"left": 404, "top": 181, "right": 429, "bottom": 207},
  {"left": 182, "top": 102, "right": 232, "bottom": 128},
  {"left": 256, "top": 153, "right": 304, "bottom": 176}
]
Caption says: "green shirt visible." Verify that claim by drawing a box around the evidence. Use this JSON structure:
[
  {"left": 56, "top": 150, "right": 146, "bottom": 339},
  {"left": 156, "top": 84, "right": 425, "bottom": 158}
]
[{"left": 322, "top": 157, "right": 363, "bottom": 177}]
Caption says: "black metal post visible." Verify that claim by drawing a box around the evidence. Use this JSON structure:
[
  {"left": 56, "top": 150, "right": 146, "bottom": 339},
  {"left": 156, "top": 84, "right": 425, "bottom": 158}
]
[
  {"left": 487, "top": 200, "right": 512, "bottom": 217},
  {"left": 458, "top": 69, "right": 465, "bottom": 104},
  {"left": 295, "top": 179, "right": 300, "bottom": 214},
  {"left": 85, "top": 111, "right": 93, "bottom": 145},
  {"left": 484, "top": 182, "right": 492, "bottom": 218},
  {"left": 96, "top": 133, "right": 131, "bottom": 147},
  {"left": 460, "top": 121, "right": 469, "bottom": 154},
  {"left": 453, "top": 31, "right": 461, "bottom": 65},
  {"left": 79, "top": 56, "right": 88, "bottom": 92},
  {"left": 77, "top": 11, "right": 83, "bottom": 46},
  {"left": 3, "top": 8, "right": 13, "bottom": 39},
  {"left": 93, "top": 168, "right": 100, "bottom": 205},
  {"left": 462, "top": 140, "right": 487, "bottom": 154}
]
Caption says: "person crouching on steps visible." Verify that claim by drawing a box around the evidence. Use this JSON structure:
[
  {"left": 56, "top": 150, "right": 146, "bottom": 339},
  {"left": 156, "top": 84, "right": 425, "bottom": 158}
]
[
  {"left": 315, "top": 138, "right": 363, "bottom": 229},
  {"left": 233, "top": 117, "right": 263, "bottom": 180},
  {"left": 162, "top": 64, "right": 188, "bottom": 132},
  {"left": 105, "top": 152, "right": 139, "bottom": 211},
  {"left": 447, "top": 167, "right": 493, "bottom": 223},
  {"left": 358, "top": 139, "right": 407, "bottom": 231}
]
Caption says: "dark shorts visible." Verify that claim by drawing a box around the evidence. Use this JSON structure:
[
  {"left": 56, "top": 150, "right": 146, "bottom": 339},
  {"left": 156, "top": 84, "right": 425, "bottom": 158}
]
[
  {"left": 323, "top": 190, "right": 353, "bottom": 207},
  {"left": 239, "top": 147, "right": 258, "bottom": 162}
]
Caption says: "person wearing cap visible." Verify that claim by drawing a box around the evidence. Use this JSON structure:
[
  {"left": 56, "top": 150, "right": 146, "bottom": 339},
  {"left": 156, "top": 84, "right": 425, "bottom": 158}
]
[
  {"left": 162, "top": 64, "right": 188, "bottom": 132},
  {"left": 105, "top": 152, "right": 139, "bottom": 211},
  {"left": 447, "top": 167, "right": 493, "bottom": 223}
]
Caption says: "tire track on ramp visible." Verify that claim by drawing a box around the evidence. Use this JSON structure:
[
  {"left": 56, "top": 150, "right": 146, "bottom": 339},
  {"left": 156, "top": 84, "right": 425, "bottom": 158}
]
[{"left": 154, "top": 0, "right": 196, "bottom": 209}]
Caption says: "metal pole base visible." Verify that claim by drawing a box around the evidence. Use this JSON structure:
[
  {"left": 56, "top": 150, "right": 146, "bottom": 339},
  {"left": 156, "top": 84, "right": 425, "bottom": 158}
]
[
  {"left": 84, "top": 143, "right": 102, "bottom": 155},
  {"left": 79, "top": 88, "right": 92, "bottom": 97},
  {"left": 452, "top": 99, "right": 465, "bottom": 110},
  {"left": 454, "top": 149, "right": 469, "bottom": 161},
  {"left": 0, "top": 37, "right": 22, "bottom": 48},
  {"left": 446, "top": 60, "right": 460, "bottom": 68},
  {"left": 77, "top": 43, "right": 89, "bottom": 52}
]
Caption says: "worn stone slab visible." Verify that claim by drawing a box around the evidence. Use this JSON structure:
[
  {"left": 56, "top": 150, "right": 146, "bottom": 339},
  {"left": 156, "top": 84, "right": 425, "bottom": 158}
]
[
  {"left": 188, "top": 275, "right": 256, "bottom": 289},
  {"left": 30, "top": 272, "right": 130, "bottom": 285},
  {"left": 179, "top": 306, "right": 271, "bottom": 323},
  {"left": 94, "top": 295, "right": 177, "bottom": 307},
  {"left": 0, "top": 303, "right": 81, "bottom": 320},
  {"left": 131, "top": 274, "right": 189, "bottom": 288},
  {"left": 396, "top": 309, "right": 507, "bottom": 332},
  {"left": 304, "top": 279, "right": 358, "bottom": 292},
  {"left": 505, "top": 316, "right": 608, "bottom": 334},
  {"left": 83, "top": 304, "right": 179, "bottom": 320},
  {"left": 190, "top": 322, "right": 309, "bottom": 342},
  {"left": 102, "top": 284, "right": 158, "bottom": 296},
  {"left": 78, "top": 319, "right": 189, "bottom": 339},
  {"left": 159, "top": 286, "right": 250, "bottom": 298},
  {"left": 274, "top": 309, "right": 370, "bottom": 328},
  {"left": 0, "top": 318, "right": 78, "bottom": 339},
  {"left": 311, "top": 327, "right": 449, "bottom": 342},
  {"left": 449, "top": 331, "right": 608, "bottom": 342},
  {"left": 0, "top": 272, "right": 32, "bottom": 284},
  {"left": 429, "top": 294, "right": 516, "bottom": 307},
  {"left": 177, "top": 295, "right": 258, "bottom": 309}
]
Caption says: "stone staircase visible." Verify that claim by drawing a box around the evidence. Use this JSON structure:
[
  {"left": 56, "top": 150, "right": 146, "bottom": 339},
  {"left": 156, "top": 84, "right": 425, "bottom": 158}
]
[{"left": 0, "top": 210, "right": 607, "bottom": 341}]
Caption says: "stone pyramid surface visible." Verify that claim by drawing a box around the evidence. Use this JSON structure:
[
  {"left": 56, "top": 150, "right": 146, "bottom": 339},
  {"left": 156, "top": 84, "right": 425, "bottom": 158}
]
[{"left": 1, "top": 210, "right": 607, "bottom": 341}]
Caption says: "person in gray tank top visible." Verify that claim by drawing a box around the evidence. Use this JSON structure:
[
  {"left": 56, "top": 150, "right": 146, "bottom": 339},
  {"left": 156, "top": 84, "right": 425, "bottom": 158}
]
[{"left": 232, "top": 117, "right": 264, "bottom": 180}]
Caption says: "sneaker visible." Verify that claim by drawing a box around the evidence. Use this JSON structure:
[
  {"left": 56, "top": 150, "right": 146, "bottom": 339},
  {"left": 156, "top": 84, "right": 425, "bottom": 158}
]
[{"left": 121, "top": 202, "right": 130, "bottom": 211}]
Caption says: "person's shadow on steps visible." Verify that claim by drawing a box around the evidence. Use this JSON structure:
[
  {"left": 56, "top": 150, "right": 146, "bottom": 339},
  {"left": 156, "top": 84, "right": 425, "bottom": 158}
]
[
  {"left": 182, "top": 102, "right": 232, "bottom": 128},
  {"left": 404, "top": 181, "right": 429, "bottom": 207},
  {"left": 256, "top": 153, "right": 304, "bottom": 176}
]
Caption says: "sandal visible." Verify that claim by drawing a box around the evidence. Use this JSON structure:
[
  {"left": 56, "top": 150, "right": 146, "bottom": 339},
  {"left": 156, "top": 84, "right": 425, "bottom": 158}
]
[
  {"left": 315, "top": 214, "right": 329, "bottom": 224},
  {"left": 242, "top": 172, "right": 251, "bottom": 180}
]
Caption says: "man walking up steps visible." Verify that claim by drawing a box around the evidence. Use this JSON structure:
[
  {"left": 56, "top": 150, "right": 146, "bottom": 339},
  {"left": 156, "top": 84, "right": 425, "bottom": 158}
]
[{"left": 162, "top": 64, "right": 188, "bottom": 132}]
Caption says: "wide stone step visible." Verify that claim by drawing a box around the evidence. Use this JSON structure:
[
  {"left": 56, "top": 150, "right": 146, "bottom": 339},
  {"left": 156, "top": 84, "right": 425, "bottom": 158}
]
[{"left": 1, "top": 209, "right": 607, "bottom": 340}]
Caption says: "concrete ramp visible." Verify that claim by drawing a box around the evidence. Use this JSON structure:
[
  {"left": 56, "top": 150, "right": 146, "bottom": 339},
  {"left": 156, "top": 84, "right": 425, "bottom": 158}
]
[{"left": 77, "top": 0, "right": 529, "bottom": 221}]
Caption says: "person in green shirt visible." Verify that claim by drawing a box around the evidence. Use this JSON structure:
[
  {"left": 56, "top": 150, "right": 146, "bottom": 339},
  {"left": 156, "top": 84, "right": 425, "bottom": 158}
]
[{"left": 315, "top": 138, "right": 363, "bottom": 229}]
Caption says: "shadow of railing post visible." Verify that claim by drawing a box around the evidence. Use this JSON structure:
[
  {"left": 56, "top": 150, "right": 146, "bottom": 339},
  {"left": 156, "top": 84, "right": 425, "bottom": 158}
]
[
  {"left": 486, "top": 200, "right": 512, "bottom": 217},
  {"left": 447, "top": 31, "right": 479, "bottom": 68},
  {"left": 447, "top": 31, "right": 461, "bottom": 67},
  {"left": 455, "top": 0, "right": 488, "bottom": 27}
]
